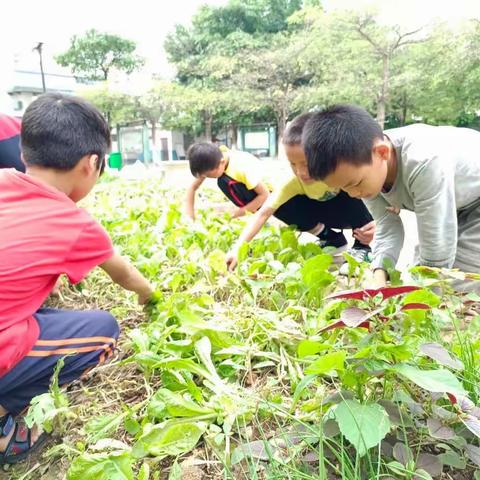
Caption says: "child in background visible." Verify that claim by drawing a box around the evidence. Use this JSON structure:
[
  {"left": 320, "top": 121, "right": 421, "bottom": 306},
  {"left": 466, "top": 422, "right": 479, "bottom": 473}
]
[{"left": 226, "top": 113, "right": 375, "bottom": 272}]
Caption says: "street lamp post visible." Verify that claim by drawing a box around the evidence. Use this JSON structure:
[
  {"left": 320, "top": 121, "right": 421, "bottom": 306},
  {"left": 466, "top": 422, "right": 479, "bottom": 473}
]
[{"left": 33, "top": 42, "right": 46, "bottom": 93}]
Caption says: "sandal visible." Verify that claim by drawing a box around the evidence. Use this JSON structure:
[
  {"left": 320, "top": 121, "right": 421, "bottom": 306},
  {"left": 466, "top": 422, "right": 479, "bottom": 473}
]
[{"left": 0, "top": 414, "right": 48, "bottom": 465}]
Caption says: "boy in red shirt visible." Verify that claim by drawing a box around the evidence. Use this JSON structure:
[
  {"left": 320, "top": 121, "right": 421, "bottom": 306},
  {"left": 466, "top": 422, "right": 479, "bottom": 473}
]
[{"left": 0, "top": 93, "right": 153, "bottom": 463}]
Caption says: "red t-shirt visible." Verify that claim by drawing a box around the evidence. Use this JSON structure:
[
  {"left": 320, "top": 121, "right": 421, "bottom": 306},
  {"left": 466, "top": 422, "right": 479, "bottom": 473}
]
[{"left": 0, "top": 169, "right": 114, "bottom": 377}]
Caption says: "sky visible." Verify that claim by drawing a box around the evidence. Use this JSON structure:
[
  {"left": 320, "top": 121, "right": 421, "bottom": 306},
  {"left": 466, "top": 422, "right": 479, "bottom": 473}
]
[
  {"left": 325, "top": 0, "right": 480, "bottom": 28},
  {"left": 0, "top": 0, "right": 479, "bottom": 110},
  {"left": 0, "top": 0, "right": 229, "bottom": 76},
  {"left": 3, "top": 0, "right": 479, "bottom": 76}
]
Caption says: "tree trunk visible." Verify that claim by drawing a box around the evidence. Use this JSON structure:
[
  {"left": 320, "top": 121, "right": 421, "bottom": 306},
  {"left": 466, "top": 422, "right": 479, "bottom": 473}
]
[
  {"left": 204, "top": 111, "right": 213, "bottom": 141},
  {"left": 276, "top": 103, "right": 288, "bottom": 158},
  {"left": 227, "top": 124, "right": 237, "bottom": 149},
  {"left": 401, "top": 91, "right": 408, "bottom": 126},
  {"left": 151, "top": 121, "right": 157, "bottom": 147},
  {"left": 376, "top": 54, "right": 389, "bottom": 129}
]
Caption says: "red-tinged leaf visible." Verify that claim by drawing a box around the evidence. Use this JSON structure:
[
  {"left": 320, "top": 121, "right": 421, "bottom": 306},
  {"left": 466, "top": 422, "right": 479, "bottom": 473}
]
[
  {"left": 340, "top": 307, "right": 369, "bottom": 327},
  {"left": 401, "top": 303, "right": 431, "bottom": 311},
  {"left": 377, "top": 286, "right": 421, "bottom": 300},
  {"left": 419, "top": 343, "right": 464, "bottom": 370},
  {"left": 426, "top": 417, "right": 455, "bottom": 440},
  {"left": 319, "top": 320, "right": 346, "bottom": 332},
  {"left": 302, "top": 450, "right": 320, "bottom": 463},
  {"left": 393, "top": 442, "right": 413, "bottom": 466},
  {"left": 416, "top": 453, "right": 443, "bottom": 476},
  {"left": 456, "top": 395, "right": 475, "bottom": 413},
  {"left": 319, "top": 319, "right": 370, "bottom": 333},
  {"left": 341, "top": 306, "right": 384, "bottom": 327},
  {"left": 460, "top": 414, "right": 480, "bottom": 439},
  {"left": 327, "top": 289, "right": 374, "bottom": 300},
  {"left": 447, "top": 393, "right": 457, "bottom": 405},
  {"left": 328, "top": 286, "right": 420, "bottom": 301},
  {"left": 465, "top": 444, "right": 480, "bottom": 467}
]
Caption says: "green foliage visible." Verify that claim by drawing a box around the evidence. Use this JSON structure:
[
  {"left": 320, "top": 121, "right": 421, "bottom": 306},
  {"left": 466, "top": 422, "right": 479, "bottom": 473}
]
[
  {"left": 56, "top": 29, "right": 144, "bottom": 81},
  {"left": 78, "top": 83, "right": 136, "bottom": 125},
  {"left": 54, "top": 179, "right": 480, "bottom": 479},
  {"left": 333, "top": 400, "right": 390, "bottom": 456},
  {"left": 25, "top": 358, "right": 70, "bottom": 434},
  {"left": 133, "top": 421, "right": 206, "bottom": 459},
  {"left": 67, "top": 451, "right": 133, "bottom": 480}
]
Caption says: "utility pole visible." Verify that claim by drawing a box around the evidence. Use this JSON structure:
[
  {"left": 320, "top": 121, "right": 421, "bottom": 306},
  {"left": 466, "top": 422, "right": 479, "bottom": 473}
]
[{"left": 33, "top": 42, "right": 46, "bottom": 93}]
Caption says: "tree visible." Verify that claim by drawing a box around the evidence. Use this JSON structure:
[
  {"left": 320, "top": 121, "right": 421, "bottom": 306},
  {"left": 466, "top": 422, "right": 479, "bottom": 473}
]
[
  {"left": 56, "top": 29, "right": 144, "bottom": 81},
  {"left": 349, "top": 13, "right": 424, "bottom": 128},
  {"left": 78, "top": 83, "right": 135, "bottom": 125},
  {"left": 164, "top": 0, "right": 308, "bottom": 142},
  {"left": 231, "top": 33, "right": 314, "bottom": 140},
  {"left": 292, "top": 8, "right": 426, "bottom": 127}
]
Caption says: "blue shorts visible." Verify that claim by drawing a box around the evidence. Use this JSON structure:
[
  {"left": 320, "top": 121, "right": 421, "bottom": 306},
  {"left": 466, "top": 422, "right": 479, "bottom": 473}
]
[{"left": 0, "top": 308, "right": 119, "bottom": 415}]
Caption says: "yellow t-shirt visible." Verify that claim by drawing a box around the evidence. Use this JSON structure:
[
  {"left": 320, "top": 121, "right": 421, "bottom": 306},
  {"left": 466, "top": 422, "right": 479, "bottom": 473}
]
[
  {"left": 223, "top": 150, "right": 263, "bottom": 190},
  {"left": 266, "top": 175, "right": 338, "bottom": 210}
]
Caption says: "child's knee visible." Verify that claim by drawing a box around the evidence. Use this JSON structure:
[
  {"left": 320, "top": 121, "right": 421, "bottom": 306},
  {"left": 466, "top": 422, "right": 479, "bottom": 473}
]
[{"left": 96, "top": 311, "right": 120, "bottom": 339}]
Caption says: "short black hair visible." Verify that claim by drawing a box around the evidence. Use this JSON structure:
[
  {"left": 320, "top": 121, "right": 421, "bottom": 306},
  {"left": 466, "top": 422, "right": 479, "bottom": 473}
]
[
  {"left": 21, "top": 93, "right": 111, "bottom": 172},
  {"left": 303, "top": 104, "right": 383, "bottom": 180},
  {"left": 187, "top": 142, "right": 223, "bottom": 177},
  {"left": 283, "top": 112, "right": 314, "bottom": 146}
]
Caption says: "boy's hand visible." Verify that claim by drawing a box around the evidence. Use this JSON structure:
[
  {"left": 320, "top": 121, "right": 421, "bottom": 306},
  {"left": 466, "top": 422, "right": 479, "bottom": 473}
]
[
  {"left": 230, "top": 206, "right": 245, "bottom": 218},
  {"left": 226, "top": 250, "right": 239, "bottom": 271},
  {"left": 138, "top": 291, "right": 153, "bottom": 305},
  {"left": 101, "top": 254, "right": 154, "bottom": 304},
  {"left": 353, "top": 221, "right": 375, "bottom": 245}
]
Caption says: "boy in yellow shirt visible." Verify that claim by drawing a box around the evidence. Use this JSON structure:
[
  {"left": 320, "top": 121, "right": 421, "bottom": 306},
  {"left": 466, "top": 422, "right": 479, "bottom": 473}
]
[
  {"left": 226, "top": 113, "right": 375, "bottom": 272},
  {"left": 185, "top": 144, "right": 270, "bottom": 220}
]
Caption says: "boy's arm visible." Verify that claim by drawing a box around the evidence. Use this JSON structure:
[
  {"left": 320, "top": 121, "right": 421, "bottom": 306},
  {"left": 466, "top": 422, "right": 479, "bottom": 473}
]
[
  {"left": 100, "top": 253, "right": 154, "bottom": 305},
  {"left": 364, "top": 195, "right": 405, "bottom": 277},
  {"left": 226, "top": 204, "right": 275, "bottom": 270},
  {"left": 184, "top": 177, "right": 205, "bottom": 220},
  {"left": 231, "top": 182, "right": 270, "bottom": 218},
  {"left": 409, "top": 159, "right": 457, "bottom": 268}
]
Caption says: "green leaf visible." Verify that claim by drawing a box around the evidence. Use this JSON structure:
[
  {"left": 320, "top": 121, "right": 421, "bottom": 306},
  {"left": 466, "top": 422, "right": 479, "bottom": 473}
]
[
  {"left": 84, "top": 414, "right": 123, "bottom": 442},
  {"left": 133, "top": 421, "right": 205, "bottom": 459},
  {"left": 124, "top": 416, "right": 141, "bottom": 436},
  {"left": 280, "top": 229, "right": 298, "bottom": 250},
  {"left": 195, "top": 336, "right": 224, "bottom": 389},
  {"left": 168, "top": 460, "right": 182, "bottom": 480},
  {"left": 403, "top": 289, "right": 440, "bottom": 308},
  {"left": 25, "top": 357, "right": 69, "bottom": 433},
  {"left": 438, "top": 451, "right": 466, "bottom": 469},
  {"left": 67, "top": 451, "right": 133, "bottom": 480},
  {"left": 394, "top": 364, "right": 467, "bottom": 396},
  {"left": 237, "top": 242, "right": 249, "bottom": 263},
  {"left": 148, "top": 389, "right": 213, "bottom": 419},
  {"left": 333, "top": 400, "right": 390, "bottom": 456},
  {"left": 305, "top": 351, "right": 346, "bottom": 376},
  {"left": 208, "top": 249, "right": 227, "bottom": 275},
  {"left": 138, "top": 463, "right": 150, "bottom": 480},
  {"left": 342, "top": 251, "right": 361, "bottom": 277},
  {"left": 25, "top": 393, "right": 57, "bottom": 434},
  {"left": 291, "top": 374, "right": 317, "bottom": 410},
  {"left": 301, "top": 254, "right": 334, "bottom": 290},
  {"left": 297, "top": 340, "right": 330, "bottom": 358}
]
